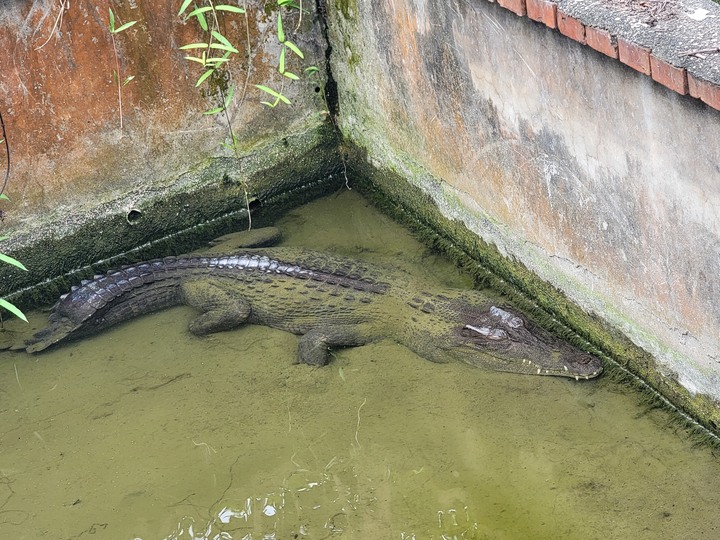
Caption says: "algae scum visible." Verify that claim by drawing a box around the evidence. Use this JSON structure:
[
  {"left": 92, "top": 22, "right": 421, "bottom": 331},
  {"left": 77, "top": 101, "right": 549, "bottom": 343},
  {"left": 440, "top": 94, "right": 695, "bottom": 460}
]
[{"left": 1, "top": 190, "right": 720, "bottom": 539}]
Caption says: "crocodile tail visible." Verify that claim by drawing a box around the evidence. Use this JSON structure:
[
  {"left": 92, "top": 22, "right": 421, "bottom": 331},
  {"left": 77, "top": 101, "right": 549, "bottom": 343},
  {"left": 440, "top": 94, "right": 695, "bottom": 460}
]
[{"left": 25, "top": 315, "right": 81, "bottom": 353}]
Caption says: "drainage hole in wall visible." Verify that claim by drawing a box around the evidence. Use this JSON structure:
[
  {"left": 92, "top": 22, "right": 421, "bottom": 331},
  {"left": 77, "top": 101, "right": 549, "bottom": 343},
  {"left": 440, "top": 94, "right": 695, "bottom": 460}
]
[{"left": 126, "top": 209, "right": 143, "bottom": 225}]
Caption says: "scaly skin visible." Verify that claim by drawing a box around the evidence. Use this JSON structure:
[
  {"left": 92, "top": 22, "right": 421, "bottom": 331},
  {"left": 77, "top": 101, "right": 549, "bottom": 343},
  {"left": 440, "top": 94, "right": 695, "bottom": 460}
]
[{"left": 25, "top": 247, "right": 602, "bottom": 379}]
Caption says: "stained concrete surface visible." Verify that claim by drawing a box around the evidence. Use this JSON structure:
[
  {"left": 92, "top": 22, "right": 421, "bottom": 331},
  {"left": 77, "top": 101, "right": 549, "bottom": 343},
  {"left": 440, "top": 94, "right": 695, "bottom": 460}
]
[
  {"left": 327, "top": 0, "right": 720, "bottom": 423},
  {"left": 0, "top": 0, "right": 337, "bottom": 300}
]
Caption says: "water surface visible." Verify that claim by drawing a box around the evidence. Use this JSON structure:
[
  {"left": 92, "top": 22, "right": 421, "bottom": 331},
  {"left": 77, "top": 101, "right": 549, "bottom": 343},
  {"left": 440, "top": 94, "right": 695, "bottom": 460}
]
[{"left": 1, "top": 190, "right": 719, "bottom": 539}]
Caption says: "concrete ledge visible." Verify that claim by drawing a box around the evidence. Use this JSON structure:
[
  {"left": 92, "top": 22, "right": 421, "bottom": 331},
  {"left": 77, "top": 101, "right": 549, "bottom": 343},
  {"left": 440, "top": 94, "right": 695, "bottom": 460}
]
[{"left": 490, "top": 0, "right": 720, "bottom": 111}]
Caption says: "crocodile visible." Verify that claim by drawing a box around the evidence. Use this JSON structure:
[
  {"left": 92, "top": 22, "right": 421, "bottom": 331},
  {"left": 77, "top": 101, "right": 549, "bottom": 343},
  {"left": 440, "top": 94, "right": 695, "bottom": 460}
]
[{"left": 24, "top": 233, "right": 602, "bottom": 379}]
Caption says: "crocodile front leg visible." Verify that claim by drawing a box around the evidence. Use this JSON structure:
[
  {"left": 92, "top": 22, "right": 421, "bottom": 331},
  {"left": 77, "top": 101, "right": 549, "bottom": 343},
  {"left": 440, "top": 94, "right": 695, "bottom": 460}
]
[
  {"left": 181, "top": 279, "right": 251, "bottom": 335},
  {"left": 298, "top": 325, "right": 372, "bottom": 366}
]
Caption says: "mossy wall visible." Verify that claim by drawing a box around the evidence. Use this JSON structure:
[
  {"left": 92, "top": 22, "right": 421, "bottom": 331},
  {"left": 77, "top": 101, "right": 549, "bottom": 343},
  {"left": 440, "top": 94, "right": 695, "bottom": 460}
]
[
  {"left": 0, "top": 0, "right": 339, "bottom": 303},
  {"left": 325, "top": 0, "right": 720, "bottom": 429}
]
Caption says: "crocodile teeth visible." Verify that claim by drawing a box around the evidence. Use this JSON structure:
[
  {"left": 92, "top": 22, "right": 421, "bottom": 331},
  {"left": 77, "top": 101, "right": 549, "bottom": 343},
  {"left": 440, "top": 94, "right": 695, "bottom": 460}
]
[
  {"left": 564, "top": 365, "right": 568, "bottom": 371},
  {"left": 536, "top": 368, "right": 541, "bottom": 375},
  {"left": 575, "top": 375, "right": 580, "bottom": 381}
]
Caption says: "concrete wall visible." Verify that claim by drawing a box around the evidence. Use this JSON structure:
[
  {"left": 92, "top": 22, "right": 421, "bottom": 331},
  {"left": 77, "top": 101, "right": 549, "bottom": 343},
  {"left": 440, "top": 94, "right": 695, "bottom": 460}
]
[
  {"left": 0, "top": 0, "right": 336, "bottom": 298},
  {"left": 327, "top": 0, "right": 720, "bottom": 422}
]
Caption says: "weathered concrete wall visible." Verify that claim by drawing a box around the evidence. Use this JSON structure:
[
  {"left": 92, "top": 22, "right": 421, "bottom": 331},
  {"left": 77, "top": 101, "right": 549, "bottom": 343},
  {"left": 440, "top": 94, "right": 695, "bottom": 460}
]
[
  {"left": 0, "top": 0, "right": 338, "bottom": 299},
  {"left": 327, "top": 0, "right": 720, "bottom": 423}
]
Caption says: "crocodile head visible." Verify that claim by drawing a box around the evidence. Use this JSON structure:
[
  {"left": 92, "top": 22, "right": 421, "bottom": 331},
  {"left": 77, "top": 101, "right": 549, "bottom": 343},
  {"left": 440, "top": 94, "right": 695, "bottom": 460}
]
[{"left": 445, "top": 305, "right": 603, "bottom": 379}]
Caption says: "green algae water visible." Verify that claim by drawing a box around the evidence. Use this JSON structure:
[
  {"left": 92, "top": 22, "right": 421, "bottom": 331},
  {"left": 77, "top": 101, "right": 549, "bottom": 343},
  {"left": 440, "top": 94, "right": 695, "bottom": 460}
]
[{"left": 1, "top": 190, "right": 720, "bottom": 539}]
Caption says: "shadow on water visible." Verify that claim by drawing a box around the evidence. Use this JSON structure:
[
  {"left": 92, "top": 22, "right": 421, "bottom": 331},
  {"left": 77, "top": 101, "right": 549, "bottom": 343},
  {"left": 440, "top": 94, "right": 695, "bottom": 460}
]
[{"left": 1, "top": 189, "right": 719, "bottom": 539}]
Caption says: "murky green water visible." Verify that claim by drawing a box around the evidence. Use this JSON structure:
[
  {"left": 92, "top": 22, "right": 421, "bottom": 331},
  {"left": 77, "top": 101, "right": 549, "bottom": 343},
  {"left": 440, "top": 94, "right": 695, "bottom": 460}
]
[{"left": 1, "top": 190, "right": 720, "bottom": 539}]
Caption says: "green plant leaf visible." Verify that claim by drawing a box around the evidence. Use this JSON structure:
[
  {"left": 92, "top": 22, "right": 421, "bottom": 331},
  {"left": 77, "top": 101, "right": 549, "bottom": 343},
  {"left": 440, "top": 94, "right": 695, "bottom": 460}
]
[
  {"left": 122, "top": 75, "right": 135, "bottom": 87},
  {"left": 114, "top": 20, "right": 138, "bottom": 34},
  {"left": 209, "top": 43, "right": 238, "bottom": 53},
  {"left": 279, "top": 46, "right": 286, "bottom": 74},
  {"left": 0, "top": 252, "right": 27, "bottom": 271},
  {"left": 211, "top": 31, "right": 239, "bottom": 53},
  {"left": 109, "top": 7, "right": 115, "bottom": 32},
  {"left": 184, "top": 55, "right": 207, "bottom": 65},
  {"left": 204, "top": 107, "right": 223, "bottom": 115},
  {"left": 0, "top": 298, "right": 27, "bottom": 322},
  {"left": 255, "top": 84, "right": 280, "bottom": 98},
  {"left": 216, "top": 5, "right": 246, "bottom": 13},
  {"left": 277, "top": 13, "right": 285, "bottom": 43},
  {"left": 179, "top": 42, "right": 210, "bottom": 50},
  {"left": 178, "top": 0, "right": 194, "bottom": 16},
  {"left": 304, "top": 65, "right": 319, "bottom": 74},
  {"left": 195, "top": 68, "right": 215, "bottom": 87},
  {"left": 187, "top": 6, "right": 213, "bottom": 17},
  {"left": 0, "top": 194, "right": 9, "bottom": 200},
  {"left": 284, "top": 40, "right": 304, "bottom": 59},
  {"left": 255, "top": 85, "right": 291, "bottom": 105},
  {"left": 204, "top": 56, "right": 230, "bottom": 66},
  {"left": 282, "top": 70, "right": 299, "bottom": 80},
  {"left": 224, "top": 84, "right": 235, "bottom": 108},
  {"left": 260, "top": 100, "right": 278, "bottom": 108},
  {"left": 197, "top": 10, "right": 208, "bottom": 31},
  {"left": 278, "top": 0, "right": 301, "bottom": 8}
]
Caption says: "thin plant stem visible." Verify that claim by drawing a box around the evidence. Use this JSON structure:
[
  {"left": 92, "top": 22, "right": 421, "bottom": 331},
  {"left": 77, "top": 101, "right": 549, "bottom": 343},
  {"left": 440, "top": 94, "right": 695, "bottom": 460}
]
[
  {"left": 207, "top": 0, "right": 253, "bottom": 229},
  {"left": 35, "top": 0, "right": 68, "bottom": 51},
  {"left": 111, "top": 31, "right": 124, "bottom": 130},
  {"left": 0, "top": 110, "right": 9, "bottom": 197},
  {"left": 295, "top": 0, "right": 303, "bottom": 31},
  {"left": 236, "top": 0, "right": 252, "bottom": 110}
]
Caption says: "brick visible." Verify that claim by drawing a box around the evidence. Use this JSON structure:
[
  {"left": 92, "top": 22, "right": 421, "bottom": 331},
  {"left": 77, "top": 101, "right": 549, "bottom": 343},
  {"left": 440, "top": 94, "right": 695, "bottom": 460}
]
[
  {"left": 585, "top": 27, "right": 618, "bottom": 59},
  {"left": 557, "top": 11, "right": 585, "bottom": 44},
  {"left": 526, "top": 0, "right": 557, "bottom": 29},
  {"left": 498, "top": 0, "right": 527, "bottom": 16},
  {"left": 650, "top": 55, "right": 688, "bottom": 95},
  {"left": 617, "top": 38, "right": 651, "bottom": 75},
  {"left": 688, "top": 74, "right": 720, "bottom": 111}
]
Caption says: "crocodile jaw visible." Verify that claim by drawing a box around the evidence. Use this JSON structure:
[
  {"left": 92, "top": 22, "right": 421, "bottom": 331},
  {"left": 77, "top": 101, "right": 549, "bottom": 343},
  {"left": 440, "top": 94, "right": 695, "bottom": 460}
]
[{"left": 516, "top": 354, "right": 603, "bottom": 379}]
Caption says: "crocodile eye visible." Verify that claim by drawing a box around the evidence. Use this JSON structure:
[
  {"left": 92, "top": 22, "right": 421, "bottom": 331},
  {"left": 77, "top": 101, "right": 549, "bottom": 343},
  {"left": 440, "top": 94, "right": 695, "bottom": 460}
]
[
  {"left": 463, "top": 325, "right": 508, "bottom": 341},
  {"left": 486, "top": 328, "right": 508, "bottom": 340}
]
